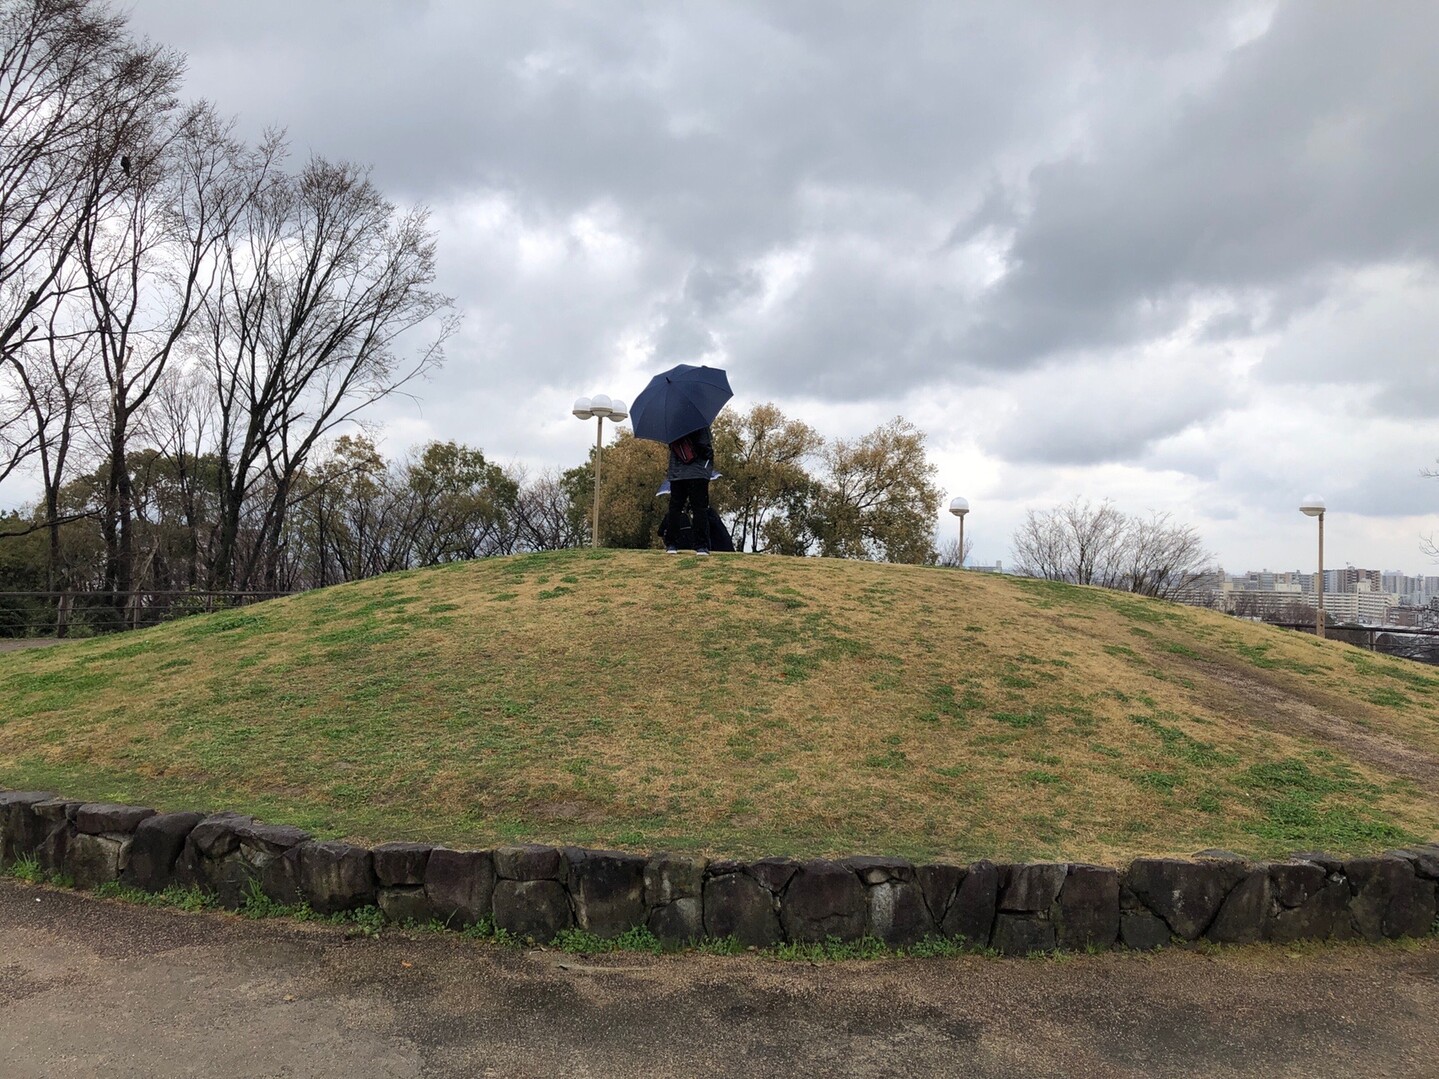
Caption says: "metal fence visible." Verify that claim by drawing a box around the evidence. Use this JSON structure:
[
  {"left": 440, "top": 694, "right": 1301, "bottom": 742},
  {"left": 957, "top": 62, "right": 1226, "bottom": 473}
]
[
  {"left": 0, "top": 590, "right": 293, "bottom": 638},
  {"left": 1265, "top": 620, "right": 1439, "bottom": 664}
]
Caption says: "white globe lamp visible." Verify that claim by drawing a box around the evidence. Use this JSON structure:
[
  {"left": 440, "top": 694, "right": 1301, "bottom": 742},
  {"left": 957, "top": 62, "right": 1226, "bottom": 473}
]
[{"left": 948, "top": 496, "right": 969, "bottom": 567}]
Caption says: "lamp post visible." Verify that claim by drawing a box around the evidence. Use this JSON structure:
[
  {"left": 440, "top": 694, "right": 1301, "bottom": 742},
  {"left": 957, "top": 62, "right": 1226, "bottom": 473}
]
[
  {"left": 1300, "top": 495, "right": 1325, "bottom": 639},
  {"left": 948, "top": 496, "right": 970, "bottom": 567},
  {"left": 572, "top": 394, "right": 628, "bottom": 547}
]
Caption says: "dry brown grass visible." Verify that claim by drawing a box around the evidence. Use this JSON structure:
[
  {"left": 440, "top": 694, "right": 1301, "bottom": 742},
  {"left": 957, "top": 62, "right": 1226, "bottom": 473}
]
[{"left": 1, "top": 549, "right": 1436, "bottom": 862}]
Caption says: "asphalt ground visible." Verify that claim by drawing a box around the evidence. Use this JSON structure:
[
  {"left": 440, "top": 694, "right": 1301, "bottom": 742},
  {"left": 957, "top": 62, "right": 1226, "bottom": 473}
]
[{"left": 2, "top": 880, "right": 1437, "bottom": 1078}]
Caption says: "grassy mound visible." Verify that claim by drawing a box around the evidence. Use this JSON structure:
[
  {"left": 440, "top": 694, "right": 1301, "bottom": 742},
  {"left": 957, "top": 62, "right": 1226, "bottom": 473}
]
[{"left": 2, "top": 549, "right": 1437, "bottom": 863}]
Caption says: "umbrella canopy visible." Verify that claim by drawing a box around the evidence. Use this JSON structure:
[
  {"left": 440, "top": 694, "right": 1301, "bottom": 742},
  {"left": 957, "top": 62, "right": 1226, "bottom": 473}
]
[{"left": 629, "top": 364, "right": 733, "bottom": 445}]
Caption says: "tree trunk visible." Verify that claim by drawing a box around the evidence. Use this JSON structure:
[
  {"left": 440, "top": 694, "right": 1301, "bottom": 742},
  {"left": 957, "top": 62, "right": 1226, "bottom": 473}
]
[
  {"left": 107, "top": 417, "right": 135, "bottom": 617},
  {"left": 45, "top": 485, "right": 66, "bottom": 637}
]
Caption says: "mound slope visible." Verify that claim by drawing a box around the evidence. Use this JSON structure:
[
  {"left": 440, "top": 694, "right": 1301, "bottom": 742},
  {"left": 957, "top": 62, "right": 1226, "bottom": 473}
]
[{"left": 1, "top": 549, "right": 1436, "bottom": 862}]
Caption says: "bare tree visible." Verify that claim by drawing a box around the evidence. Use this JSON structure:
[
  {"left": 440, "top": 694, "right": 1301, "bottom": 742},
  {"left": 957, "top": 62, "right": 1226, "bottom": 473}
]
[
  {"left": 1012, "top": 498, "right": 1212, "bottom": 597},
  {"left": 204, "top": 155, "right": 456, "bottom": 590},
  {"left": 1011, "top": 505, "right": 1071, "bottom": 581},
  {"left": 935, "top": 534, "right": 974, "bottom": 568},
  {"left": 149, "top": 364, "right": 218, "bottom": 589},
  {"left": 0, "top": 347, "right": 43, "bottom": 485},
  {"left": 1228, "top": 590, "right": 1262, "bottom": 619},
  {"left": 9, "top": 299, "right": 99, "bottom": 610},
  {"left": 1061, "top": 498, "right": 1127, "bottom": 586},
  {"left": 0, "top": 0, "right": 182, "bottom": 486},
  {"left": 1119, "top": 511, "right": 1213, "bottom": 600},
  {"left": 1419, "top": 459, "right": 1439, "bottom": 563},
  {"left": 1272, "top": 597, "right": 1329, "bottom": 627},
  {"left": 1012, "top": 498, "right": 1126, "bottom": 584},
  {"left": 512, "top": 468, "right": 586, "bottom": 551},
  {"left": 1, "top": 0, "right": 172, "bottom": 352},
  {"left": 81, "top": 102, "right": 250, "bottom": 608}
]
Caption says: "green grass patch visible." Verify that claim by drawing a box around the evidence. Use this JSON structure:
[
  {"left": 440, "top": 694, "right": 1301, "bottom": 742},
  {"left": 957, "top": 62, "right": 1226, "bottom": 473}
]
[
  {"left": 989, "top": 710, "right": 1045, "bottom": 729},
  {"left": 1133, "top": 770, "right": 1184, "bottom": 794},
  {"left": 1233, "top": 641, "right": 1320, "bottom": 674},
  {"left": 1235, "top": 758, "right": 1415, "bottom": 851},
  {"left": 1366, "top": 687, "right": 1411, "bottom": 708},
  {"left": 1, "top": 549, "right": 1436, "bottom": 865},
  {"left": 1128, "top": 713, "right": 1238, "bottom": 768},
  {"left": 552, "top": 925, "right": 666, "bottom": 955},
  {"left": 1023, "top": 769, "right": 1063, "bottom": 785}
]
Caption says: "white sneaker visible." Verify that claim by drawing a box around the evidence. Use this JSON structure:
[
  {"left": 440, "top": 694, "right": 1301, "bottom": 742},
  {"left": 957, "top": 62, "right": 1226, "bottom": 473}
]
[
  {"left": 666, "top": 547, "right": 678, "bottom": 554},
  {"left": 695, "top": 549, "right": 710, "bottom": 557}
]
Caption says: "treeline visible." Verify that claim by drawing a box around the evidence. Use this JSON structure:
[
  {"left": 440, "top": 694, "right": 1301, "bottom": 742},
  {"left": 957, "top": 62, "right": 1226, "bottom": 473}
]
[
  {"left": 0, "top": 0, "right": 452, "bottom": 617},
  {"left": 584, "top": 407, "right": 940, "bottom": 562},
  {"left": 0, "top": 404, "right": 942, "bottom": 608},
  {"left": 0, "top": 437, "right": 558, "bottom": 604}
]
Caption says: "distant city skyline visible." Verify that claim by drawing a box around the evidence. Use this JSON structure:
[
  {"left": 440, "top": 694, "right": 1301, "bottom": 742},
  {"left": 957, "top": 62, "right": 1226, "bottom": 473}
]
[
  {"left": 1183, "top": 563, "right": 1439, "bottom": 628},
  {"left": 955, "top": 519, "right": 1439, "bottom": 587}
]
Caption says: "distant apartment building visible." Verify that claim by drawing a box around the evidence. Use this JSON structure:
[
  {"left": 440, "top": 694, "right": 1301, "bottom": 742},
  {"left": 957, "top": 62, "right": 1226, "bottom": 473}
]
[
  {"left": 1327, "top": 567, "right": 1381, "bottom": 594},
  {"left": 1179, "top": 565, "right": 1417, "bottom": 625},
  {"left": 1382, "top": 573, "right": 1439, "bottom": 605},
  {"left": 1313, "top": 590, "right": 1394, "bottom": 624}
]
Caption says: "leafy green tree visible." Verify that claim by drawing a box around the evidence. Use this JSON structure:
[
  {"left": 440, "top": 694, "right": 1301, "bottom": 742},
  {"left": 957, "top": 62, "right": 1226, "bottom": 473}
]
[
  {"left": 755, "top": 475, "right": 821, "bottom": 556},
  {"left": 812, "top": 417, "right": 941, "bottom": 564},
  {"left": 711, "top": 404, "right": 821, "bottom": 553},
  {"left": 564, "top": 431, "right": 668, "bottom": 549},
  {"left": 402, "top": 440, "right": 519, "bottom": 562},
  {"left": 0, "top": 510, "right": 48, "bottom": 636},
  {"left": 291, "top": 435, "right": 392, "bottom": 584}
]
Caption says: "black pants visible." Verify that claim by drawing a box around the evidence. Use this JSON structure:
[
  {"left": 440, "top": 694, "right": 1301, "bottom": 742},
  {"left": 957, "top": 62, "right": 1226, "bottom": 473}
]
[{"left": 666, "top": 478, "right": 711, "bottom": 550}]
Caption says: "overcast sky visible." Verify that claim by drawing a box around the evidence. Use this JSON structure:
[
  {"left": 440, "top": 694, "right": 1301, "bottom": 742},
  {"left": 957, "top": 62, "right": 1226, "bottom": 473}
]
[{"left": 113, "top": 0, "right": 1439, "bottom": 572}]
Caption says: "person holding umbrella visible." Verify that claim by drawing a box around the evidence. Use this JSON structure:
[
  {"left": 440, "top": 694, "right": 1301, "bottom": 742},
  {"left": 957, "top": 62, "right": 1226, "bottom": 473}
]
[
  {"left": 628, "top": 364, "right": 733, "bottom": 557},
  {"left": 663, "top": 424, "right": 716, "bottom": 555}
]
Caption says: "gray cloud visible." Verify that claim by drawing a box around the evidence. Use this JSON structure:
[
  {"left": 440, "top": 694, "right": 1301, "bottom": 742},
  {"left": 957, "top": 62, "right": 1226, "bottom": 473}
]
[
  {"left": 969, "top": 3, "right": 1439, "bottom": 368},
  {"left": 1258, "top": 266, "right": 1439, "bottom": 415},
  {"left": 988, "top": 353, "right": 1238, "bottom": 466},
  {"left": 98, "top": 1, "right": 1439, "bottom": 570}
]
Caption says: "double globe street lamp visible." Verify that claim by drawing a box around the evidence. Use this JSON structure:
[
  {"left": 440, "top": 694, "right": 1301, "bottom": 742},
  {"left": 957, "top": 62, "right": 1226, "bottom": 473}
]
[
  {"left": 1300, "top": 495, "right": 1326, "bottom": 639},
  {"left": 573, "top": 394, "right": 628, "bottom": 548}
]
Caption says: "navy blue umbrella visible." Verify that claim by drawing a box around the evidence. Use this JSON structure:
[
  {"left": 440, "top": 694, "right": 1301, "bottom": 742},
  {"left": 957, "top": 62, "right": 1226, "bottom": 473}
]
[{"left": 629, "top": 364, "right": 733, "bottom": 444}]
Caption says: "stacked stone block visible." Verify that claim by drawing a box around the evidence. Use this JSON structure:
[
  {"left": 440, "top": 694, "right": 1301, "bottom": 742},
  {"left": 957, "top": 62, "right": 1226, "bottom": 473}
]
[{"left": 2, "top": 788, "right": 1436, "bottom": 952}]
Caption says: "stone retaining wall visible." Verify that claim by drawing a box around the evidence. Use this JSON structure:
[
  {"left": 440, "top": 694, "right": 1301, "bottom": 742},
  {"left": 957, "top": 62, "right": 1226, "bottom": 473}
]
[{"left": 3, "top": 789, "right": 1436, "bottom": 952}]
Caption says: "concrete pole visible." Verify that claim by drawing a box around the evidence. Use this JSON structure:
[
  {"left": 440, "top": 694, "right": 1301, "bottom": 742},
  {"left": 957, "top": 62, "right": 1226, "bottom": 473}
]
[
  {"left": 591, "top": 416, "right": 604, "bottom": 548},
  {"left": 1316, "top": 511, "right": 1325, "bottom": 639}
]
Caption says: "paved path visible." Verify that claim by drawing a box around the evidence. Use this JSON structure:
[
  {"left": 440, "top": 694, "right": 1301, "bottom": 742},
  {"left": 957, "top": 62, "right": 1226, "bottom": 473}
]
[
  {"left": 0, "top": 638, "right": 69, "bottom": 653},
  {"left": 2, "top": 880, "right": 1437, "bottom": 1078}
]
